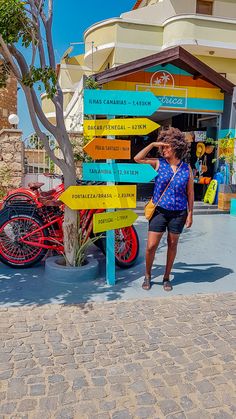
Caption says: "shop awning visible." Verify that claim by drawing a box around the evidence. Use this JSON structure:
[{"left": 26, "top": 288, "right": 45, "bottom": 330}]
[{"left": 94, "top": 46, "right": 234, "bottom": 95}]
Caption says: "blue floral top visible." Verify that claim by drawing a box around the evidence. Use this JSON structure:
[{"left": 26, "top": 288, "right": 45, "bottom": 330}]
[{"left": 153, "top": 158, "right": 190, "bottom": 211}]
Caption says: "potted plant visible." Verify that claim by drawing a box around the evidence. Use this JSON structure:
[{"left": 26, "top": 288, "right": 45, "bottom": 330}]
[{"left": 45, "top": 223, "right": 103, "bottom": 283}]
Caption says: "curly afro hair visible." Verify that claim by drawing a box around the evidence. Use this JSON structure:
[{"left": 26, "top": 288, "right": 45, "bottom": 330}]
[{"left": 157, "top": 127, "right": 188, "bottom": 160}]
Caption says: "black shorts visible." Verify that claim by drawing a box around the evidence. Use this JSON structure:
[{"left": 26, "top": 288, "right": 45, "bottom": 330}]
[{"left": 149, "top": 206, "right": 188, "bottom": 235}]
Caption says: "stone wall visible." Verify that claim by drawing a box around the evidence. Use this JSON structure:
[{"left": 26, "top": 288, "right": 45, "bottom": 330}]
[
  {"left": 0, "top": 74, "right": 17, "bottom": 130},
  {"left": 0, "top": 129, "right": 24, "bottom": 191}
]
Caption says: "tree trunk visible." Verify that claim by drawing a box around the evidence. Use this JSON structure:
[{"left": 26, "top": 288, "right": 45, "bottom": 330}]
[{"left": 62, "top": 168, "right": 78, "bottom": 267}]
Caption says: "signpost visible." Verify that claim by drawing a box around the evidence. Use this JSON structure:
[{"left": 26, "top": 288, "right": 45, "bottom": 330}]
[
  {"left": 93, "top": 210, "right": 138, "bottom": 234},
  {"left": 84, "top": 89, "right": 162, "bottom": 116},
  {"left": 59, "top": 185, "right": 137, "bottom": 210},
  {"left": 71, "top": 88, "right": 162, "bottom": 286},
  {"left": 84, "top": 118, "right": 160, "bottom": 137},
  {"left": 83, "top": 138, "right": 131, "bottom": 160},
  {"left": 82, "top": 162, "right": 157, "bottom": 183}
]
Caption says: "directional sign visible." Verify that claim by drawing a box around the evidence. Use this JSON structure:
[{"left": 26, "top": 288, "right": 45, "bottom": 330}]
[
  {"left": 59, "top": 185, "right": 136, "bottom": 210},
  {"left": 84, "top": 89, "right": 162, "bottom": 116},
  {"left": 93, "top": 210, "right": 138, "bottom": 233},
  {"left": 83, "top": 138, "right": 131, "bottom": 160},
  {"left": 82, "top": 163, "right": 157, "bottom": 183},
  {"left": 84, "top": 118, "right": 160, "bottom": 137}
]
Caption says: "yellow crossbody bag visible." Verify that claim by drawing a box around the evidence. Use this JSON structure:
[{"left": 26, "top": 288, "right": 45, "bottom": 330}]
[{"left": 144, "top": 162, "right": 183, "bottom": 220}]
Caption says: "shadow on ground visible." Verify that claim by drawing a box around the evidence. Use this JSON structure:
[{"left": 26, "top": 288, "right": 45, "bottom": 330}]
[{"left": 0, "top": 217, "right": 235, "bottom": 306}]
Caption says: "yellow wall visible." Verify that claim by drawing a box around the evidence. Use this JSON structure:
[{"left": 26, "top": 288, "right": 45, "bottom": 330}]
[
  {"left": 99, "top": 50, "right": 115, "bottom": 71},
  {"left": 197, "top": 55, "right": 236, "bottom": 85},
  {"left": 59, "top": 67, "right": 85, "bottom": 88},
  {"left": 214, "top": 0, "right": 236, "bottom": 18},
  {"left": 116, "top": 22, "right": 162, "bottom": 46},
  {"left": 134, "top": 0, "right": 236, "bottom": 19},
  {"left": 42, "top": 92, "right": 73, "bottom": 115},
  {"left": 163, "top": 18, "right": 236, "bottom": 47},
  {"left": 85, "top": 23, "right": 117, "bottom": 52}
]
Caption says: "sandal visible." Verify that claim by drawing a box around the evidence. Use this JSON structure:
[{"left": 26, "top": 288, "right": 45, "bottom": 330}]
[
  {"left": 163, "top": 279, "right": 173, "bottom": 292},
  {"left": 142, "top": 277, "right": 151, "bottom": 290}
]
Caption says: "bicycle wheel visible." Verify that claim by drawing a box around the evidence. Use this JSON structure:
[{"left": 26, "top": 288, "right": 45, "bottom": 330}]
[
  {"left": 115, "top": 225, "right": 139, "bottom": 268},
  {"left": 98, "top": 225, "right": 139, "bottom": 268},
  {"left": 0, "top": 211, "right": 48, "bottom": 268}
]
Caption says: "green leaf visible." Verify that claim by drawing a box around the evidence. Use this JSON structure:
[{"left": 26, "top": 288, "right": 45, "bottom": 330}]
[{"left": 0, "top": 0, "right": 33, "bottom": 46}]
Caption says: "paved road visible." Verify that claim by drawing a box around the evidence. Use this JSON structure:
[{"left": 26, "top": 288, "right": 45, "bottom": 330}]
[
  {"left": 0, "top": 293, "right": 236, "bottom": 418},
  {"left": 0, "top": 215, "right": 236, "bottom": 417}
]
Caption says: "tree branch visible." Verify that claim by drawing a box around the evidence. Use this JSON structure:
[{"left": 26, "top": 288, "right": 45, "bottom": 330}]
[
  {"left": 21, "top": 82, "right": 66, "bottom": 171},
  {"left": 8, "top": 45, "right": 58, "bottom": 136},
  {"left": 28, "top": 0, "right": 46, "bottom": 68},
  {"left": 48, "top": 0, "right": 53, "bottom": 21},
  {"left": 39, "top": 0, "right": 56, "bottom": 69},
  {"left": 0, "top": 35, "right": 21, "bottom": 80}
]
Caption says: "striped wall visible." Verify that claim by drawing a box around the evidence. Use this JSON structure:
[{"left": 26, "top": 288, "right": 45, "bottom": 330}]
[{"left": 103, "top": 64, "right": 224, "bottom": 113}]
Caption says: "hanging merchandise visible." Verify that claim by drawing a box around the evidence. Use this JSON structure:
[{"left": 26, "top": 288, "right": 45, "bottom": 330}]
[
  {"left": 213, "top": 172, "right": 224, "bottom": 204},
  {"left": 225, "top": 163, "right": 231, "bottom": 184},
  {"left": 221, "top": 164, "right": 230, "bottom": 185},
  {"left": 194, "top": 131, "right": 207, "bottom": 142},
  {"left": 196, "top": 142, "right": 206, "bottom": 158},
  {"left": 204, "top": 180, "right": 218, "bottom": 205},
  {"left": 201, "top": 155, "right": 208, "bottom": 174},
  {"left": 205, "top": 145, "right": 215, "bottom": 154},
  {"left": 195, "top": 159, "right": 202, "bottom": 174}
]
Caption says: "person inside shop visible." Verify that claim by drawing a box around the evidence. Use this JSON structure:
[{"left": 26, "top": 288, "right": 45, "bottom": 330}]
[{"left": 134, "top": 127, "right": 194, "bottom": 291}]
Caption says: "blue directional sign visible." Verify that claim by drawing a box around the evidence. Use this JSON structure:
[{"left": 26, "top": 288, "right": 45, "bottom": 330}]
[
  {"left": 82, "top": 163, "right": 157, "bottom": 183},
  {"left": 84, "top": 89, "right": 162, "bottom": 116}
]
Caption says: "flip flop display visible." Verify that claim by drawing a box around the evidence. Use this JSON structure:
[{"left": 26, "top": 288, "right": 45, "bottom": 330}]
[{"left": 204, "top": 180, "right": 218, "bottom": 205}]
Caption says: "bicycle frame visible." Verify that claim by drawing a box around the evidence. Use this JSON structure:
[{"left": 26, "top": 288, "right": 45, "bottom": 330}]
[
  {"left": 18, "top": 208, "right": 105, "bottom": 253},
  {"left": 19, "top": 214, "right": 64, "bottom": 251}
]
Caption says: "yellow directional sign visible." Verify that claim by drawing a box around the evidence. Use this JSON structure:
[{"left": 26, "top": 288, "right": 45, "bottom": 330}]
[
  {"left": 93, "top": 210, "right": 138, "bottom": 233},
  {"left": 59, "top": 185, "right": 137, "bottom": 210},
  {"left": 84, "top": 118, "right": 160, "bottom": 137}
]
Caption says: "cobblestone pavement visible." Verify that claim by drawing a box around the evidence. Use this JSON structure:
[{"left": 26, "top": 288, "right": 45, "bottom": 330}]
[{"left": 1, "top": 293, "right": 236, "bottom": 418}]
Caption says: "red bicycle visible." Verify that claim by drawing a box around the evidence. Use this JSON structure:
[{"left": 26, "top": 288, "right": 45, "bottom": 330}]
[{"left": 0, "top": 174, "right": 139, "bottom": 268}]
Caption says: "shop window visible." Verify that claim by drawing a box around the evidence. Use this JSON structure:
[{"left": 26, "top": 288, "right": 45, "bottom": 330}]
[{"left": 196, "top": 0, "right": 213, "bottom": 15}]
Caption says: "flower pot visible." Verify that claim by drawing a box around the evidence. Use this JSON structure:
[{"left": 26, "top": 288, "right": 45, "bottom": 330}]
[{"left": 45, "top": 255, "right": 99, "bottom": 284}]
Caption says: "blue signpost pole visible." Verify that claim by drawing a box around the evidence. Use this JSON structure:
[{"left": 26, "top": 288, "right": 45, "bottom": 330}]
[{"left": 106, "top": 115, "right": 116, "bottom": 286}]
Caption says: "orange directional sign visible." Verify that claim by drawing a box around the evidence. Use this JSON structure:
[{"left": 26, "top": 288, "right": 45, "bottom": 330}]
[{"left": 83, "top": 138, "right": 131, "bottom": 160}]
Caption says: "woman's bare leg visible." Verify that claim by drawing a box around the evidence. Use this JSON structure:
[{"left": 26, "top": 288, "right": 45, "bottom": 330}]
[
  {"left": 145, "top": 231, "right": 164, "bottom": 278},
  {"left": 163, "top": 232, "right": 180, "bottom": 290}
]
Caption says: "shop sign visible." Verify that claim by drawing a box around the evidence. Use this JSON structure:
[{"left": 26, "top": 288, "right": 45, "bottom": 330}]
[
  {"left": 218, "top": 129, "right": 236, "bottom": 140},
  {"left": 83, "top": 138, "right": 131, "bottom": 160},
  {"left": 93, "top": 209, "right": 138, "bottom": 233},
  {"left": 84, "top": 89, "right": 161, "bottom": 116},
  {"left": 136, "top": 70, "right": 187, "bottom": 110},
  {"left": 59, "top": 185, "right": 137, "bottom": 210},
  {"left": 84, "top": 118, "right": 160, "bottom": 136},
  {"left": 82, "top": 162, "right": 157, "bottom": 183}
]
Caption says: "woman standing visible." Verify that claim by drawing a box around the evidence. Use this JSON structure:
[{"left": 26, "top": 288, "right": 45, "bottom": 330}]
[{"left": 134, "top": 127, "right": 194, "bottom": 291}]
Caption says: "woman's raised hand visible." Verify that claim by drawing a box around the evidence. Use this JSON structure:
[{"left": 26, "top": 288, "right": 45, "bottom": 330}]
[{"left": 152, "top": 141, "right": 168, "bottom": 148}]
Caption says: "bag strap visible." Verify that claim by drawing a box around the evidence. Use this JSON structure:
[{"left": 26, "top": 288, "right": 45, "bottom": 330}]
[{"left": 155, "top": 162, "right": 183, "bottom": 206}]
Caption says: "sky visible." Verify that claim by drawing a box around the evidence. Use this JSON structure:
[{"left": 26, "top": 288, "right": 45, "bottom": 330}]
[{"left": 18, "top": 0, "right": 135, "bottom": 138}]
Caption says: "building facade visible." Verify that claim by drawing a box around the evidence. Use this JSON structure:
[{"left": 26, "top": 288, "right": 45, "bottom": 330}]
[
  {"left": 42, "top": 0, "right": 236, "bottom": 131},
  {"left": 41, "top": 0, "right": 236, "bottom": 195}
]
